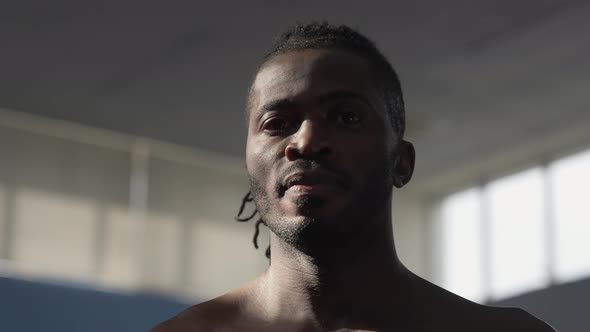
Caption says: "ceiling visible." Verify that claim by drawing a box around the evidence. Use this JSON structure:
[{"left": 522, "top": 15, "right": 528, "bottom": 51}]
[{"left": 1, "top": 0, "right": 589, "bottom": 195}]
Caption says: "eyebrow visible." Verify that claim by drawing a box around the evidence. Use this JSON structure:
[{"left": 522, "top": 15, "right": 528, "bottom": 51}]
[
  {"left": 316, "top": 90, "right": 373, "bottom": 108},
  {"left": 260, "top": 98, "right": 301, "bottom": 113},
  {"left": 258, "top": 90, "right": 374, "bottom": 118}
]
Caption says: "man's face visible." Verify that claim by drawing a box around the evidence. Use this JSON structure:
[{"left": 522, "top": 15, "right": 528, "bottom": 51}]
[{"left": 246, "top": 49, "right": 412, "bottom": 247}]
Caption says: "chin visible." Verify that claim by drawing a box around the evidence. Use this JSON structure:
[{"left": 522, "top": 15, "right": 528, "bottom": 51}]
[
  {"left": 285, "top": 190, "right": 348, "bottom": 212},
  {"left": 267, "top": 192, "right": 356, "bottom": 237},
  {"left": 296, "top": 205, "right": 349, "bottom": 226},
  {"left": 278, "top": 195, "right": 351, "bottom": 228},
  {"left": 292, "top": 194, "right": 326, "bottom": 210},
  {"left": 272, "top": 213, "right": 358, "bottom": 253}
]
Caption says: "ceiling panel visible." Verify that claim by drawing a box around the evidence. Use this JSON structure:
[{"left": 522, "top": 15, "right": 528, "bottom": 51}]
[{"left": 1, "top": 0, "right": 588, "bottom": 193}]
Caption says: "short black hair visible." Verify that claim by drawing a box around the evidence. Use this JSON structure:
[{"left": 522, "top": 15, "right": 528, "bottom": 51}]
[{"left": 256, "top": 21, "right": 406, "bottom": 138}]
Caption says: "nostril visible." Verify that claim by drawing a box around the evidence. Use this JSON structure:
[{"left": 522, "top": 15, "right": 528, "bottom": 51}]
[
  {"left": 286, "top": 141, "right": 332, "bottom": 159},
  {"left": 317, "top": 145, "right": 332, "bottom": 157},
  {"left": 284, "top": 142, "right": 300, "bottom": 161}
]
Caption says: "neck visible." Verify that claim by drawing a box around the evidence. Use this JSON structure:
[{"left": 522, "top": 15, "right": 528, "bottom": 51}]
[{"left": 256, "top": 208, "right": 412, "bottom": 330}]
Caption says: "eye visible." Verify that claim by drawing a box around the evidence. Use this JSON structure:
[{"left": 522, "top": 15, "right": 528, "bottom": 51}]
[
  {"left": 262, "top": 117, "right": 293, "bottom": 133},
  {"left": 334, "top": 111, "right": 361, "bottom": 127}
]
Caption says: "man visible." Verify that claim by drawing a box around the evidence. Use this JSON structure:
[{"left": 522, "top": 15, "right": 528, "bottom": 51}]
[{"left": 151, "top": 22, "right": 556, "bottom": 332}]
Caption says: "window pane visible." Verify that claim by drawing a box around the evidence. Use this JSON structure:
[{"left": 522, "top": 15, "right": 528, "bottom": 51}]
[
  {"left": 101, "top": 207, "right": 141, "bottom": 288},
  {"left": 440, "top": 188, "right": 484, "bottom": 302},
  {"left": 13, "top": 188, "right": 96, "bottom": 280},
  {"left": 142, "top": 213, "right": 182, "bottom": 291},
  {"left": 188, "top": 220, "right": 269, "bottom": 299},
  {"left": 0, "top": 184, "right": 6, "bottom": 259},
  {"left": 0, "top": 126, "right": 131, "bottom": 284},
  {"left": 550, "top": 149, "right": 590, "bottom": 282},
  {"left": 487, "top": 168, "right": 546, "bottom": 299}
]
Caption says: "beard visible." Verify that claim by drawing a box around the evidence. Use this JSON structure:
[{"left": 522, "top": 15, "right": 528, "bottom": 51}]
[{"left": 247, "top": 157, "right": 395, "bottom": 255}]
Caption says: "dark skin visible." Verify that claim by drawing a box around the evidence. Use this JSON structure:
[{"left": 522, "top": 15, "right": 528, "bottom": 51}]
[{"left": 151, "top": 49, "right": 556, "bottom": 332}]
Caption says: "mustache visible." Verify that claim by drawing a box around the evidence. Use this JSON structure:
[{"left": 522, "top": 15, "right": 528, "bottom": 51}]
[{"left": 275, "top": 159, "right": 349, "bottom": 196}]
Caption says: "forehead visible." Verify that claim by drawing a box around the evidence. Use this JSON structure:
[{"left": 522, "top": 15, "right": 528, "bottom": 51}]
[{"left": 250, "top": 49, "right": 379, "bottom": 111}]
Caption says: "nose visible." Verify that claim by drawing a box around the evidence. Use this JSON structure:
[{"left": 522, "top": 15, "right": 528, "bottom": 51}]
[{"left": 284, "top": 119, "right": 333, "bottom": 161}]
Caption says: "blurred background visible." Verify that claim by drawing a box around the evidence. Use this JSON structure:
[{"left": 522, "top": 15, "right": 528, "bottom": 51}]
[{"left": 0, "top": 1, "right": 589, "bottom": 331}]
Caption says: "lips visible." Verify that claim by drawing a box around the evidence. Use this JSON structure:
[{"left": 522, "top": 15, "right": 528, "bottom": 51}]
[{"left": 283, "top": 170, "right": 347, "bottom": 194}]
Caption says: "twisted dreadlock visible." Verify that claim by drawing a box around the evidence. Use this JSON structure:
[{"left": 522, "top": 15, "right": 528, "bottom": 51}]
[{"left": 235, "top": 191, "right": 271, "bottom": 259}]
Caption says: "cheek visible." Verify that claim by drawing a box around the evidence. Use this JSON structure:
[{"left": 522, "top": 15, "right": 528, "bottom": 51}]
[
  {"left": 247, "top": 132, "right": 268, "bottom": 164},
  {"left": 246, "top": 143, "right": 265, "bottom": 184},
  {"left": 345, "top": 134, "right": 391, "bottom": 182},
  {"left": 246, "top": 138, "right": 279, "bottom": 193}
]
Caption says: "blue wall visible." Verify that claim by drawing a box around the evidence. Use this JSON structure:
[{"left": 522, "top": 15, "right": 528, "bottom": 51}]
[
  {"left": 0, "top": 276, "right": 192, "bottom": 332},
  {"left": 1, "top": 275, "right": 587, "bottom": 331}
]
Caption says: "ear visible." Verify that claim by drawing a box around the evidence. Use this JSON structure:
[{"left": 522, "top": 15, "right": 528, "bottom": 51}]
[{"left": 393, "top": 140, "right": 415, "bottom": 188}]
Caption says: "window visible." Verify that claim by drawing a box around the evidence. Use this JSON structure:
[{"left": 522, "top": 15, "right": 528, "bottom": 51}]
[
  {"left": 440, "top": 188, "right": 484, "bottom": 302},
  {"left": 0, "top": 184, "right": 6, "bottom": 260},
  {"left": 550, "top": 150, "right": 590, "bottom": 282},
  {"left": 487, "top": 168, "right": 546, "bottom": 299},
  {"left": 188, "top": 220, "right": 268, "bottom": 299},
  {"left": 13, "top": 188, "right": 96, "bottom": 281},
  {"left": 143, "top": 213, "right": 183, "bottom": 290},
  {"left": 439, "top": 147, "right": 590, "bottom": 301},
  {"left": 101, "top": 206, "right": 141, "bottom": 288}
]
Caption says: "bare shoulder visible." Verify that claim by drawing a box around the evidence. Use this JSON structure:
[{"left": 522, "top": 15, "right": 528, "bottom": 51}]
[
  {"left": 150, "top": 282, "right": 258, "bottom": 332},
  {"left": 149, "top": 295, "right": 241, "bottom": 332},
  {"left": 409, "top": 274, "right": 557, "bottom": 332},
  {"left": 448, "top": 299, "right": 557, "bottom": 332},
  {"left": 443, "top": 293, "right": 557, "bottom": 332},
  {"left": 149, "top": 315, "right": 204, "bottom": 332},
  {"left": 483, "top": 306, "right": 557, "bottom": 332}
]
